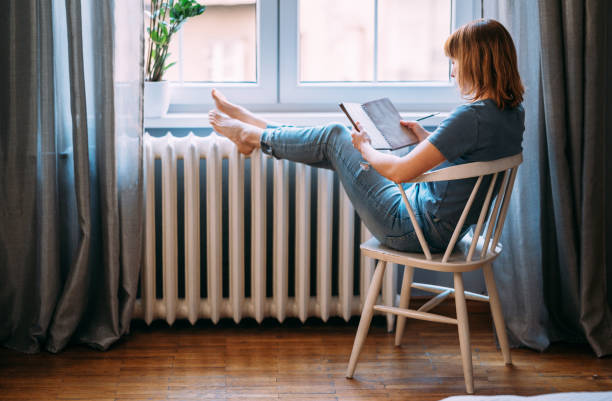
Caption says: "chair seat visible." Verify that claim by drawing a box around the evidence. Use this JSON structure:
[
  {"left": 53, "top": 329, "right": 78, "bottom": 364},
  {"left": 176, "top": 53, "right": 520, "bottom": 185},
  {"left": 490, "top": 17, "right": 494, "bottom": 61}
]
[{"left": 360, "top": 237, "right": 502, "bottom": 272}]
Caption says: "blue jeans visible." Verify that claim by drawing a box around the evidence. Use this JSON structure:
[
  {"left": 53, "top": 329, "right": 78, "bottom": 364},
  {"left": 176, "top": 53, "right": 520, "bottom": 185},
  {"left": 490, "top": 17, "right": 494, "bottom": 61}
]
[{"left": 261, "top": 123, "right": 453, "bottom": 253}]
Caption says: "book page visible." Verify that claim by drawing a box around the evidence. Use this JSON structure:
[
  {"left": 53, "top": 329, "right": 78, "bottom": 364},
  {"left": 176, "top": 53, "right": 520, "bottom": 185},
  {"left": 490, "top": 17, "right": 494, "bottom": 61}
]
[
  {"left": 341, "top": 103, "right": 390, "bottom": 149},
  {"left": 362, "top": 98, "right": 418, "bottom": 150}
]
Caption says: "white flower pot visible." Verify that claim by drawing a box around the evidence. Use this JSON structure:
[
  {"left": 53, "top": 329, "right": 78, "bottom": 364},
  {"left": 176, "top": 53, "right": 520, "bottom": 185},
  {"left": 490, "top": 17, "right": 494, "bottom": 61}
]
[{"left": 144, "top": 81, "right": 170, "bottom": 118}]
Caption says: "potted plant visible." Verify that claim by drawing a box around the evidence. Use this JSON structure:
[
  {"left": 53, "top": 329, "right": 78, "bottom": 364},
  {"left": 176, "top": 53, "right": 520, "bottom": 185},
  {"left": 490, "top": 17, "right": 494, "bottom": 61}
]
[{"left": 145, "top": 0, "right": 206, "bottom": 117}]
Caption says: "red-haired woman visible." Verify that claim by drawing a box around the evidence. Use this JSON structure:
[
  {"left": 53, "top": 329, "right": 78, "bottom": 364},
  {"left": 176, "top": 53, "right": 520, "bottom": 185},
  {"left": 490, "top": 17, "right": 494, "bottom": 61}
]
[{"left": 209, "top": 19, "right": 525, "bottom": 252}]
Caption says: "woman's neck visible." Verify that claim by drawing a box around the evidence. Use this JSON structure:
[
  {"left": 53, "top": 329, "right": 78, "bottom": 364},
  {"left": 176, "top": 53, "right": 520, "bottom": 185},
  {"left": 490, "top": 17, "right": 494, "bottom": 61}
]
[{"left": 472, "top": 93, "right": 492, "bottom": 102}]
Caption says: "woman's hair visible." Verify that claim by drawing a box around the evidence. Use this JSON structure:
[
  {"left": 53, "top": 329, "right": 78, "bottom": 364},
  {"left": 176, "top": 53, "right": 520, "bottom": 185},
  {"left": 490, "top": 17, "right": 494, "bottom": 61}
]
[{"left": 444, "top": 19, "right": 524, "bottom": 109}]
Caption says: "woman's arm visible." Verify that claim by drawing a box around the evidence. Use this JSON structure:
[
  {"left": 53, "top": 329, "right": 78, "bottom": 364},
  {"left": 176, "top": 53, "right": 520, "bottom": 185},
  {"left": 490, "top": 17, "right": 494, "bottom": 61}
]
[{"left": 351, "top": 122, "right": 446, "bottom": 183}]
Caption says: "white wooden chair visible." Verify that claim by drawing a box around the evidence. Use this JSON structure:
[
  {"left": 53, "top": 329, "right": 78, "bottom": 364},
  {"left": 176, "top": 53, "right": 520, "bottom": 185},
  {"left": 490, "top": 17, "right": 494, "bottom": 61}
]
[{"left": 346, "top": 153, "right": 522, "bottom": 394}]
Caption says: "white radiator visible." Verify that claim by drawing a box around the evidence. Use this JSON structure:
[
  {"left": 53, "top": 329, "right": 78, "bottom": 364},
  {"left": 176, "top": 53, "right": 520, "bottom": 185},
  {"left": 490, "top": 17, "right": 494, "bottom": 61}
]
[{"left": 133, "top": 132, "right": 397, "bottom": 330}]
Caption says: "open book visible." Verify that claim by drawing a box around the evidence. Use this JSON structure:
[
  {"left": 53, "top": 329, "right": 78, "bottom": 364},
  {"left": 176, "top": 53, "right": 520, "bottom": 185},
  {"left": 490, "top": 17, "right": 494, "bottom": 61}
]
[{"left": 339, "top": 97, "right": 419, "bottom": 151}]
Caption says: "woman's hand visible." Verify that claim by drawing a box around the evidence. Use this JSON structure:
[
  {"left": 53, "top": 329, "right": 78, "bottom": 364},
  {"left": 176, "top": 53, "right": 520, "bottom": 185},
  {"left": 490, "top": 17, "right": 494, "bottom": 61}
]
[
  {"left": 350, "top": 122, "right": 372, "bottom": 155},
  {"left": 400, "top": 120, "right": 430, "bottom": 142}
]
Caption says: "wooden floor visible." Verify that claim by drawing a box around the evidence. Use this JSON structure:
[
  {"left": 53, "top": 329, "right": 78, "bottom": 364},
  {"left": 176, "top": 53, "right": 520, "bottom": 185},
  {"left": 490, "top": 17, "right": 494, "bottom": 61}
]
[{"left": 1, "top": 300, "right": 611, "bottom": 401}]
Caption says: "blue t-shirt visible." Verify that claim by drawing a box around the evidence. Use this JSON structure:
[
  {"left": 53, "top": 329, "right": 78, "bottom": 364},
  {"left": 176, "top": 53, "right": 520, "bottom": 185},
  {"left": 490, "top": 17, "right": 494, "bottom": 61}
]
[{"left": 411, "top": 99, "right": 524, "bottom": 228}]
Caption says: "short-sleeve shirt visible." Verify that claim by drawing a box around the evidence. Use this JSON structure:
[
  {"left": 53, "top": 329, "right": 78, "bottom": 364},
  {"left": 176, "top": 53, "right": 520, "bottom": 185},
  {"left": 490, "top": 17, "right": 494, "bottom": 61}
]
[{"left": 411, "top": 99, "right": 524, "bottom": 227}]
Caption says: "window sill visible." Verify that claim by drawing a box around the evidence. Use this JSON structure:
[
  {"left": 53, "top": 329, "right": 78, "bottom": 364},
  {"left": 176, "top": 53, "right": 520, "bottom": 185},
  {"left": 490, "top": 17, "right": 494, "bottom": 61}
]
[{"left": 144, "top": 111, "right": 449, "bottom": 129}]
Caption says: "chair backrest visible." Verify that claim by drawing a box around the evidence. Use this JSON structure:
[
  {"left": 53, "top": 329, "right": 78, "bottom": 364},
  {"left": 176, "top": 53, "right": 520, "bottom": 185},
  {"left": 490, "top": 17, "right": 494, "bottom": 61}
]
[{"left": 397, "top": 153, "right": 523, "bottom": 262}]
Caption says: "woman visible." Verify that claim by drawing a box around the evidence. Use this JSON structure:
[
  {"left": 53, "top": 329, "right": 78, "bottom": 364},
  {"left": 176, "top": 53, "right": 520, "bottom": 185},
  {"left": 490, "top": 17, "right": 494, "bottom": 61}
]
[{"left": 208, "top": 19, "right": 525, "bottom": 253}]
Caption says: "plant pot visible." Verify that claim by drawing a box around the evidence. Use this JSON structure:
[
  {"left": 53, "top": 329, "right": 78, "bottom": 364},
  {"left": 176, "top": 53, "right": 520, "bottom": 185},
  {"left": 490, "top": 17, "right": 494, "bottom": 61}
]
[{"left": 144, "top": 81, "right": 170, "bottom": 118}]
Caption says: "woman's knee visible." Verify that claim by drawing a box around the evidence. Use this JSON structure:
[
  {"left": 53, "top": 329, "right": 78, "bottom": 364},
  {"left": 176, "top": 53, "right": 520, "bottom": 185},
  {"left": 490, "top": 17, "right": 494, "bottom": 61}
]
[{"left": 323, "top": 122, "right": 351, "bottom": 147}]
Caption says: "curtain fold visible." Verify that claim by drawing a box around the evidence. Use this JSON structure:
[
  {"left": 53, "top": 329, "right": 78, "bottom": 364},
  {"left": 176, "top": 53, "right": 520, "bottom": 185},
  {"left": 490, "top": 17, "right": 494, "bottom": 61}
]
[
  {"left": 485, "top": 0, "right": 612, "bottom": 357},
  {"left": 483, "top": 0, "right": 552, "bottom": 351},
  {"left": 0, "top": 0, "right": 143, "bottom": 353},
  {"left": 538, "top": 0, "right": 612, "bottom": 357}
]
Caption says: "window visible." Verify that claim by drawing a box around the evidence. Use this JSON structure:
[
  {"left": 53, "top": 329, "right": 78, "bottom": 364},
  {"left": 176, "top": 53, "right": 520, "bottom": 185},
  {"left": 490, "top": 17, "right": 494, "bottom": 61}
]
[
  {"left": 298, "top": 0, "right": 451, "bottom": 83},
  {"left": 147, "top": 1, "right": 258, "bottom": 82},
  {"left": 163, "top": 0, "right": 480, "bottom": 112},
  {"left": 181, "top": 1, "right": 257, "bottom": 82},
  {"left": 169, "top": 0, "right": 277, "bottom": 108}
]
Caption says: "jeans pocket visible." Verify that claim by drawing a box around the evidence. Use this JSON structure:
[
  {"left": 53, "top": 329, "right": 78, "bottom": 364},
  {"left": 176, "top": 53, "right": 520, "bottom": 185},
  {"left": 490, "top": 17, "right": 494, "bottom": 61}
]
[
  {"left": 382, "top": 230, "right": 422, "bottom": 253},
  {"left": 424, "top": 211, "right": 454, "bottom": 252}
]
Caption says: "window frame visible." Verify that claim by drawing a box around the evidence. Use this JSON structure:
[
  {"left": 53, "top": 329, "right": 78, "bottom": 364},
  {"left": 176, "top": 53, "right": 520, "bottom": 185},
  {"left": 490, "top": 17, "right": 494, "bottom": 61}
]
[
  {"left": 166, "top": 0, "right": 481, "bottom": 113},
  {"left": 169, "top": 0, "right": 278, "bottom": 108},
  {"left": 279, "top": 0, "right": 480, "bottom": 111}
]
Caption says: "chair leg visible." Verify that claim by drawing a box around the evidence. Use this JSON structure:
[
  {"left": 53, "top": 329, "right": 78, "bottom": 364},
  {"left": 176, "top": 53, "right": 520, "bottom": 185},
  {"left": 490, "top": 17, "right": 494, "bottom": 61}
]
[
  {"left": 394, "top": 266, "right": 414, "bottom": 346},
  {"left": 483, "top": 263, "right": 512, "bottom": 365},
  {"left": 454, "top": 272, "right": 474, "bottom": 394},
  {"left": 383, "top": 263, "right": 397, "bottom": 333},
  {"left": 346, "top": 260, "right": 387, "bottom": 378}
]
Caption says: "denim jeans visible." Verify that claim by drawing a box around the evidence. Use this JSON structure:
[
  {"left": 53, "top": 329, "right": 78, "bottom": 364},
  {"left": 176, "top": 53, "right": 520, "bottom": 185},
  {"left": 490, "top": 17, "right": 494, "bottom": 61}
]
[{"left": 261, "top": 123, "right": 454, "bottom": 253}]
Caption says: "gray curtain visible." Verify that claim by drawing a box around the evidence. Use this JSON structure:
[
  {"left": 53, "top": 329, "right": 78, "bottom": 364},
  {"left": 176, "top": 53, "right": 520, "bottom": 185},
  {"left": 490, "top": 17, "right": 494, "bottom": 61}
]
[
  {"left": 485, "top": 0, "right": 612, "bottom": 356},
  {"left": 0, "top": 0, "right": 144, "bottom": 353}
]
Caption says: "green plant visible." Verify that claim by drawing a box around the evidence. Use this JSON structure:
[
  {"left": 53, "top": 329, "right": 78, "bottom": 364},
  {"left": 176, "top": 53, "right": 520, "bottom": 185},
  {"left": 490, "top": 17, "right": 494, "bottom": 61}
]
[{"left": 146, "top": 0, "right": 206, "bottom": 82}]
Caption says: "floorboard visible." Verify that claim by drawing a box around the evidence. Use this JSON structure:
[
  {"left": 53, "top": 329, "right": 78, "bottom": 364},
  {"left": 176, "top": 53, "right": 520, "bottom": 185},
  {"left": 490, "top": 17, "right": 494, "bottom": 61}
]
[{"left": 1, "top": 300, "right": 611, "bottom": 400}]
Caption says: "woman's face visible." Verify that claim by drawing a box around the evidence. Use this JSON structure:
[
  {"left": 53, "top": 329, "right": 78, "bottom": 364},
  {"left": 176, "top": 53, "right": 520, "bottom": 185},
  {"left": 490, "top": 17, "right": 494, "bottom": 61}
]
[{"left": 450, "top": 59, "right": 457, "bottom": 79}]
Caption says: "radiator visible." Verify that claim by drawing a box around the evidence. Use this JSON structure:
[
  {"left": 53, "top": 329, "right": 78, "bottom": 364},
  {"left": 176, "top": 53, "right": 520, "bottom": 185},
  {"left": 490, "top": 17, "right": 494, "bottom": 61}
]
[{"left": 133, "top": 132, "right": 397, "bottom": 330}]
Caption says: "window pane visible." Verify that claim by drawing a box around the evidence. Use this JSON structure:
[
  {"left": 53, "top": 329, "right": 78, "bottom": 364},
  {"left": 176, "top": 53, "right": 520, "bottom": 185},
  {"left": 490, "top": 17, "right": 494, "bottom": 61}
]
[
  {"left": 377, "top": 0, "right": 451, "bottom": 81},
  {"left": 181, "top": 0, "right": 257, "bottom": 82},
  {"left": 299, "top": 0, "right": 374, "bottom": 82}
]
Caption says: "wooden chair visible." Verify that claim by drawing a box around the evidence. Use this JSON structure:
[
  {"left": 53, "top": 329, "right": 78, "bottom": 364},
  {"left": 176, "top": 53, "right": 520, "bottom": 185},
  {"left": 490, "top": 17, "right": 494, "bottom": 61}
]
[{"left": 346, "top": 153, "right": 522, "bottom": 394}]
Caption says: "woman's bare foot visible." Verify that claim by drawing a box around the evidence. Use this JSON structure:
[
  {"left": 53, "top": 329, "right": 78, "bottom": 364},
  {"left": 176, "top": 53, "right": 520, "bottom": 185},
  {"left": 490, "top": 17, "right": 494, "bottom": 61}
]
[
  {"left": 211, "top": 89, "right": 269, "bottom": 129},
  {"left": 208, "top": 110, "right": 263, "bottom": 155}
]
